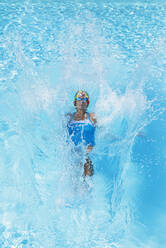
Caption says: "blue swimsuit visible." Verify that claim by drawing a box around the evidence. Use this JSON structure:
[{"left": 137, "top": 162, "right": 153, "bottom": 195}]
[{"left": 67, "top": 113, "right": 95, "bottom": 147}]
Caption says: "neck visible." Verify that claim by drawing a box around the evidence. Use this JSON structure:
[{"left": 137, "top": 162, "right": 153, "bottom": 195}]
[{"left": 76, "top": 109, "right": 86, "bottom": 118}]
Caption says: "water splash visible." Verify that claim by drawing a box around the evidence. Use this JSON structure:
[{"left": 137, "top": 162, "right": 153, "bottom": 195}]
[{"left": 0, "top": 1, "right": 166, "bottom": 247}]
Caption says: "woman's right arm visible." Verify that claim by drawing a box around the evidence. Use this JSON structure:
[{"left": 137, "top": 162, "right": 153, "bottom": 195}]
[{"left": 65, "top": 113, "right": 72, "bottom": 122}]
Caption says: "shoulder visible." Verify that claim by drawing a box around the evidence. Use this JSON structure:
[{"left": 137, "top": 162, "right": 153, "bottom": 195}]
[
  {"left": 65, "top": 113, "right": 73, "bottom": 121},
  {"left": 66, "top": 113, "right": 72, "bottom": 118},
  {"left": 89, "top": 113, "right": 97, "bottom": 125}
]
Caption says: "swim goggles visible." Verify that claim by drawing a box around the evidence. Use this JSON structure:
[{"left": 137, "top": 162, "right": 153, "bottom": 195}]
[{"left": 75, "top": 97, "right": 88, "bottom": 102}]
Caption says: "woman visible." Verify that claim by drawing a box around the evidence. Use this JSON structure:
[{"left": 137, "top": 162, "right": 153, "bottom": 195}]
[{"left": 67, "top": 90, "right": 97, "bottom": 177}]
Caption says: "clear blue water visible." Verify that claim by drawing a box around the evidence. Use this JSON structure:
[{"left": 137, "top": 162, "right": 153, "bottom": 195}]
[{"left": 0, "top": 0, "right": 166, "bottom": 247}]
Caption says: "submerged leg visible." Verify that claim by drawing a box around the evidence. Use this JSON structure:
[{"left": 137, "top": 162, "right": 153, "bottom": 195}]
[{"left": 84, "top": 157, "right": 94, "bottom": 176}]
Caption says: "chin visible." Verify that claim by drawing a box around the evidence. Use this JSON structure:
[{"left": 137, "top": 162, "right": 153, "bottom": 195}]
[{"left": 77, "top": 106, "right": 87, "bottom": 110}]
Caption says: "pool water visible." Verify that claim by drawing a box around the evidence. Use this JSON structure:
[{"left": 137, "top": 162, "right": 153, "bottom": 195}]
[{"left": 0, "top": 0, "right": 166, "bottom": 247}]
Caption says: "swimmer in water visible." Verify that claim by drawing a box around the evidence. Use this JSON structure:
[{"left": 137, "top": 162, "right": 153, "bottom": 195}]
[{"left": 67, "top": 90, "right": 97, "bottom": 177}]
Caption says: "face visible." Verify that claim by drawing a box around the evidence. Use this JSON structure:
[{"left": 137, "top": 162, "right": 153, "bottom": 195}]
[{"left": 75, "top": 98, "right": 88, "bottom": 110}]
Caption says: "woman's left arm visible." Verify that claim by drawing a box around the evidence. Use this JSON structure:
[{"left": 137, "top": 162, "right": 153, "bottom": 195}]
[
  {"left": 86, "top": 113, "right": 97, "bottom": 154},
  {"left": 90, "top": 113, "right": 97, "bottom": 126}
]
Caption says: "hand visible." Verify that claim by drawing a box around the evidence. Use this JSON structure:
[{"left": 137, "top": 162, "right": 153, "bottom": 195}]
[{"left": 86, "top": 146, "right": 93, "bottom": 153}]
